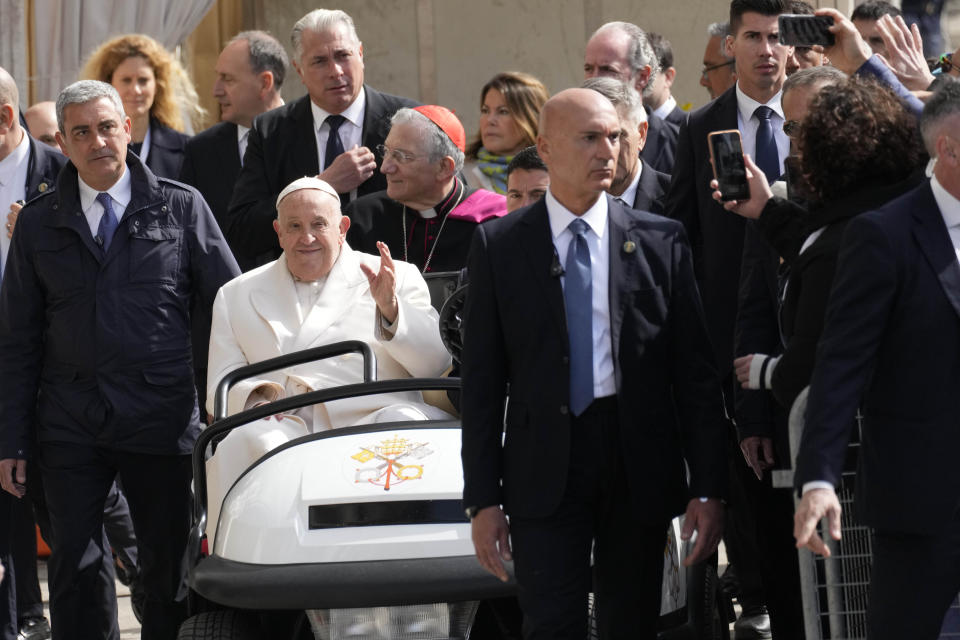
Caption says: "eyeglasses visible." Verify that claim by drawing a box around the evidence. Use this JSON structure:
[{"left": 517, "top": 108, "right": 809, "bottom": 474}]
[
  {"left": 701, "top": 59, "right": 736, "bottom": 80},
  {"left": 376, "top": 144, "right": 421, "bottom": 164},
  {"left": 783, "top": 120, "right": 802, "bottom": 138}
]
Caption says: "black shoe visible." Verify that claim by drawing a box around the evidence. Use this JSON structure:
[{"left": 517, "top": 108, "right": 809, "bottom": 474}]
[
  {"left": 129, "top": 577, "right": 146, "bottom": 624},
  {"left": 733, "top": 605, "right": 771, "bottom": 640},
  {"left": 18, "top": 617, "right": 51, "bottom": 640}
]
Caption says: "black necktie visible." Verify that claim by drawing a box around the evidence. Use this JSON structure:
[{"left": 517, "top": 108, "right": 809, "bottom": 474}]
[
  {"left": 324, "top": 115, "right": 346, "bottom": 170},
  {"left": 754, "top": 106, "right": 780, "bottom": 184}
]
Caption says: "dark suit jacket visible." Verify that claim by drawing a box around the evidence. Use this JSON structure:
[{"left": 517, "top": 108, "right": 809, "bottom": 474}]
[
  {"left": 631, "top": 163, "right": 671, "bottom": 215},
  {"left": 663, "top": 104, "right": 688, "bottom": 129},
  {"left": 664, "top": 86, "right": 743, "bottom": 385},
  {"left": 0, "top": 153, "right": 240, "bottom": 460},
  {"left": 179, "top": 121, "right": 240, "bottom": 232},
  {"left": 25, "top": 134, "right": 66, "bottom": 202},
  {"left": 795, "top": 181, "right": 960, "bottom": 535},
  {"left": 640, "top": 108, "right": 678, "bottom": 175},
  {"left": 225, "top": 86, "right": 419, "bottom": 270},
  {"left": 461, "top": 196, "right": 727, "bottom": 522},
  {"left": 144, "top": 117, "right": 190, "bottom": 180}
]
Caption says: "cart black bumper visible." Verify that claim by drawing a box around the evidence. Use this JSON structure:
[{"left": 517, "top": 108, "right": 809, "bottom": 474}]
[{"left": 189, "top": 554, "right": 517, "bottom": 610}]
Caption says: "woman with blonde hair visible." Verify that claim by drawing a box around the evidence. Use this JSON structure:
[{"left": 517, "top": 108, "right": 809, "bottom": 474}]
[
  {"left": 464, "top": 71, "right": 549, "bottom": 194},
  {"left": 83, "top": 33, "right": 205, "bottom": 178}
]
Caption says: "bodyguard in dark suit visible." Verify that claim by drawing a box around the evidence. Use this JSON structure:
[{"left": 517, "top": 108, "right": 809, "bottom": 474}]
[
  {"left": 462, "top": 88, "right": 726, "bottom": 639},
  {"left": 0, "top": 66, "right": 65, "bottom": 640},
  {"left": 180, "top": 31, "right": 289, "bottom": 418},
  {"left": 582, "top": 77, "right": 671, "bottom": 215},
  {"left": 179, "top": 31, "right": 288, "bottom": 232},
  {"left": 794, "top": 81, "right": 960, "bottom": 640},
  {"left": 584, "top": 21, "right": 678, "bottom": 174},
  {"left": 0, "top": 80, "right": 240, "bottom": 640},
  {"left": 226, "top": 9, "right": 417, "bottom": 271}
]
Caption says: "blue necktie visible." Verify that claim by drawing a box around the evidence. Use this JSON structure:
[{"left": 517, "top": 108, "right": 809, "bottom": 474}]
[
  {"left": 564, "top": 218, "right": 594, "bottom": 416},
  {"left": 324, "top": 115, "right": 346, "bottom": 170},
  {"left": 96, "top": 192, "right": 118, "bottom": 254},
  {"left": 754, "top": 106, "right": 780, "bottom": 184}
]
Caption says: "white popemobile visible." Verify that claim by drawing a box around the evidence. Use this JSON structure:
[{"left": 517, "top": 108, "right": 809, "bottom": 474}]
[{"left": 178, "top": 282, "right": 727, "bottom": 640}]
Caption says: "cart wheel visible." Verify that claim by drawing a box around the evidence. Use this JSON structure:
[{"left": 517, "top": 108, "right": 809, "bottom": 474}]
[{"left": 177, "top": 610, "right": 260, "bottom": 640}]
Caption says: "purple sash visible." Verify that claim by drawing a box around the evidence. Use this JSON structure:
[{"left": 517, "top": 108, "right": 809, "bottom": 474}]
[{"left": 447, "top": 189, "right": 508, "bottom": 223}]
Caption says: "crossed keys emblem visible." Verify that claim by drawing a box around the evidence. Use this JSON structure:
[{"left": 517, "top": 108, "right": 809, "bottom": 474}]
[{"left": 351, "top": 435, "right": 433, "bottom": 491}]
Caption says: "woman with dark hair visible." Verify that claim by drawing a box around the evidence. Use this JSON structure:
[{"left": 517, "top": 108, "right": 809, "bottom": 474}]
[
  {"left": 715, "top": 76, "right": 925, "bottom": 410},
  {"left": 83, "top": 34, "right": 205, "bottom": 178},
  {"left": 463, "top": 71, "right": 549, "bottom": 194}
]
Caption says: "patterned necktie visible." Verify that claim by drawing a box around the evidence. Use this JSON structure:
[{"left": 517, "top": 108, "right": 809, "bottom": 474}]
[
  {"left": 95, "top": 192, "right": 118, "bottom": 254},
  {"left": 324, "top": 115, "right": 346, "bottom": 170},
  {"left": 564, "top": 218, "right": 594, "bottom": 416},
  {"left": 754, "top": 106, "right": 780, "bottom": 184}
]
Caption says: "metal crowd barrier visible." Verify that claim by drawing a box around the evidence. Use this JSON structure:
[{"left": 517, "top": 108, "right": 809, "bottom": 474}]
[{"left": 772, "top": 388, "right": 960, "bottom": 639}]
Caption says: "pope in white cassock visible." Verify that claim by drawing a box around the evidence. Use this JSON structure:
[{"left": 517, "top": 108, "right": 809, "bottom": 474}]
[{"left": 205, "top": 176, "right": 453, "bottom": 534}]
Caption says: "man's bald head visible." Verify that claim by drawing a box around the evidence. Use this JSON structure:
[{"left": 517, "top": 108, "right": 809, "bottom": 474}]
[
  {"left": 0, "top": 66, "right": 24, "bottom": 160},
  {"left": 539, "top": 88, "right": 618, "bottom": 140},
  {"left": 24, "top": 101, "right": 58, "bottom": 147},
  {"left": 537, "top": 88, "right": 620, "bottom": 213},
  {"left": 0, "top": 66, "right": 18, "bottom": 112}
]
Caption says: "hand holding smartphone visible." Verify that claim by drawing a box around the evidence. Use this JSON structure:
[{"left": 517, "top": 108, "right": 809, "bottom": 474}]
[{"left": 708, "top": 130, "right": 750, "bottom": 202}]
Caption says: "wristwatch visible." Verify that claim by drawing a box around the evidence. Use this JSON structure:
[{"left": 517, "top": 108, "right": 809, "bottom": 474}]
[{"left": 464, "top": 505, "right": 484, "bottom": 519}]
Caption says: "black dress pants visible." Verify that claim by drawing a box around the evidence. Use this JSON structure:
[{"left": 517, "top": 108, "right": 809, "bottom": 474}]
[
  {"left": 508, "top": 398, "right": 669, "bottom": 640},
  {"left": 1, "top": 489, "right": 16, "bottom": 640},
  {"left": 867, "top": 509, "right": 960, "bottom": 640},
  {"left": 39, "top": 443, "right": 191, "bottom": 640}
]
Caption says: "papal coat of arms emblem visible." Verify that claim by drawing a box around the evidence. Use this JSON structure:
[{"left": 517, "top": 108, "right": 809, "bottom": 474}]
[{"left": 351, "top": 435, "right": 434, "bottom": 490}]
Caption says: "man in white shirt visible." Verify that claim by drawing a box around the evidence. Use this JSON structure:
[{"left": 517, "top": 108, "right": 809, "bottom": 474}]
[
  {"left": 794, "top": 79, "right": 960, "bottom": 640},
  {"left": 226, "top": 9, "right": 418, "bottom": 271},
  {"left": 582, "top": 77, "right": 672, "bottom": 216},
  {"left": 462, "top": 88, "right": 726, "bottom": 639}
]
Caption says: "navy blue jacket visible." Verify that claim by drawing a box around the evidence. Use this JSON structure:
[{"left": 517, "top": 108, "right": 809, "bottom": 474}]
[
  {"left": 142, "top": 117, "right": 190, "bottom": 180},
  {"left": 0, "top": 153, "right": 240, "bottom": 460},
  {"left": 795, "top": 181, "right": 960, "bottom": 534}
]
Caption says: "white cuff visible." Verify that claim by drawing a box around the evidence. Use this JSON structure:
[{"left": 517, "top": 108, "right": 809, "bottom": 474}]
[
  {"left": 747, "top": 354, "right": 778, "bottom": 390},
  {"left": 376, "top": 306, "right": 400, "bottom": 340},
  {"left": 802, "top": 481, "right": 836, "bottom": 495}
]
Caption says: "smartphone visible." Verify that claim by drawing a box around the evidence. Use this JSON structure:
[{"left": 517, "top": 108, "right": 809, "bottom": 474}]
[
  {"left": 708, "top": 130, "right": 750, "bottom": 202},
  {"left": 779, "top": 14, "right": 835, "bottom": 47}
]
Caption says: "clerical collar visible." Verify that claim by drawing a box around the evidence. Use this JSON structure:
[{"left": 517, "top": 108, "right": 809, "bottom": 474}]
[{"left": 414, "top": 178, "right": 463, "bottom": 219}]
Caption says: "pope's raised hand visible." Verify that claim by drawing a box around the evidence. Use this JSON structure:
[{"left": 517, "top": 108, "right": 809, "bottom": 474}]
[{"left": 360, "top": 241, "right": 399, "bottom": 324}]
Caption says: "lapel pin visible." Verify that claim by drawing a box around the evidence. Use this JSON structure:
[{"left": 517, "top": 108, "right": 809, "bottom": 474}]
[
  {"left": 622, "top": 240, "right": 636, "bottom": 254},
  {"left": 39, "top": 182, "right": 48, "bottom": 192}
]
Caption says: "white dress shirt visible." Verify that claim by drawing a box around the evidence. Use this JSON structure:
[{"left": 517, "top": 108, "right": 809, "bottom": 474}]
[
  {"left": 735, "top": 84, "right": 789, "bottom": 178},
  {"left": 615, "top": 162, "right": 644, "bottom": 209},
  {"left": 78, "top": 167, "right": 132, "bottom": 237},
  {"left": 311, "top": 88, "right": 366, "bottom": 172},
  {"left": 653, "top": 95, "right": 678, "bottom": 121},
  {"left": 545, "top": 189, "right": 616, "bottom": 399},
  {"left": 0, "top": 131, "right": 29, "bottom": 277},
  {"left": 237, "top": 124, "right": 250, "bottom": 165},
  {"left": 137, "top": 123, "right": 152, "bottom": 164},
  {"left": 931, "top": 174, "right": 960, "bottom": 264}
]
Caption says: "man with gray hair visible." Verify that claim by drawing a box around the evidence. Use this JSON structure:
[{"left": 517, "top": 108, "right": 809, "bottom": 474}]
[
  {"left": 582, "top": 77, "right": 671, "bottom": 215},
  {"left": 584, "top": 21, "right": 679, "bottom": 174},
  {"left": 346, "top": 105, "right": 506, "bottom": 273},
  {"left": 0, "top": 79, "right": 239, "bottom": 640},
  {"left": 794, "top": 78, "right": 960, "bottom": 639},
  {"left": 226, "top": 9, "right": 418, "bottom": 271},
  {"left": 700, "top": 22, "right": 736, "bottom": 100}
]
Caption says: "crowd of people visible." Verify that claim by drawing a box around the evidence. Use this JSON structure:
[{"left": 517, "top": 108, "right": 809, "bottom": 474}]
[{"left": 0, "top": 1, "right": 959, "bottom": 639}]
